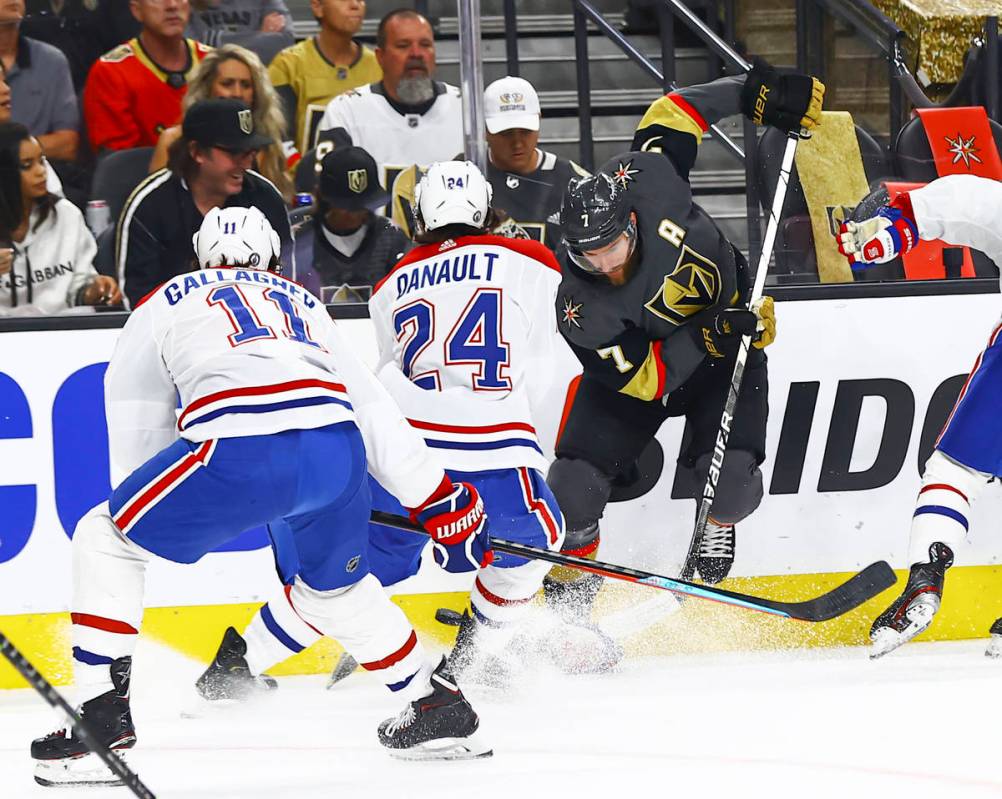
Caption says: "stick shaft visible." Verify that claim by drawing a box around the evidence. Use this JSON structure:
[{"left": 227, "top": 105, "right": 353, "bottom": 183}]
[
  {"left": 680, "top": 133, "right": 799, "bottom": 582},
  {"left": 368, "top": 511, "right": 895, "bottom": 622},
  {"left": 0, "top": 634, "right": 156, "bottom": 799}
]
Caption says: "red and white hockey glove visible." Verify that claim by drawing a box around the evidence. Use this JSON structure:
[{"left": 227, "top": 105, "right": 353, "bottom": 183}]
[
  {"left": 410, "top": 477, "right": 493, "bottom": 573},
  {"left": 836, "top": 194, "right": 918, "bottom": 269}
]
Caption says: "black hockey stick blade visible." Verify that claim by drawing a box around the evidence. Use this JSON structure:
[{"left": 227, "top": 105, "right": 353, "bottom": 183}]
[
  {"left": 369, "top": 511, "right": 898, "bottom": 622},
  {"left": 0, "top": 632, "right": 157, "bottom": 799}
]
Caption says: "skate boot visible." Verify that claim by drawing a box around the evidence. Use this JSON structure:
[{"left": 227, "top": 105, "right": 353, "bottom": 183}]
[
  {"left": 31, "top": 656, "right": 136, "bottom": 787},
  {"left": 443, "top": 610, "right": 523, "bottom": 689},
  {"left": 543, "top": 572, "right": 603, "bottom": 624},
  {"left": 377, "top": 657, "right": 492, "bottom": 761},
  {"left": 985, "top": 617, "right": 1002, "bottom": 658},
  {"left": 870, "top": 542, "right": 953, "bottom": 660},
  {"left": 196, "top": 626, "right": 278, "bottom": 701},
  {"left": 695, "top": 520, "right": 736, "bottom": 584}
]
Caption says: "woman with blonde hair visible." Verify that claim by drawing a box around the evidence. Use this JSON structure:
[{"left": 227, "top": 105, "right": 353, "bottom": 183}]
[{"left": 150, "top": 44, "right": 293, "bottom": 201}]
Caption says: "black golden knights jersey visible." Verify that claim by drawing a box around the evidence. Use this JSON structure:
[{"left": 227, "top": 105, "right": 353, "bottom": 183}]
[
  {"left": 556, "top": 76, "right": 750, "bottom": 403},
  {"left": 487, "top": 151, "right": 589, "bottom": 253}
]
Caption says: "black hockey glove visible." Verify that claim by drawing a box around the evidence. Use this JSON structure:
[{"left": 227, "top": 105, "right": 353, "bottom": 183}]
[
  {"left": 741, "top": 59, "right": 825, "bottom": 135},
  {"left": 694, "top": 297, "right": 776, "bottom": 359}
]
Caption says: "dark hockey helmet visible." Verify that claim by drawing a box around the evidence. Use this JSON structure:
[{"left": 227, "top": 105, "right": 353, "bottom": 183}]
[{"left": 561, "top": 172, "right": 636, "bottom": 274}]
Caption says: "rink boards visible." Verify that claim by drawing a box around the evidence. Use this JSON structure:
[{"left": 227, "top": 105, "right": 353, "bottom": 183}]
[{"left": 3, "top": 287, "right": 1002, "bottom": 688}]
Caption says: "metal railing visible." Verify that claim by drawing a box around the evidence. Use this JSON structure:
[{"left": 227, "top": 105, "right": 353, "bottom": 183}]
[
  {"left": 566, "top": 0, "right": 762, "bottom": 260},
  {"left": 796, "top": 0, "right": 1001, "bottom": 137}
]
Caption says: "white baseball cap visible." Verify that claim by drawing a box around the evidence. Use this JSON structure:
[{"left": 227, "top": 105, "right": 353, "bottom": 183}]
[{"left": 484, "top": 76, "right": 541, "bottom": 134}]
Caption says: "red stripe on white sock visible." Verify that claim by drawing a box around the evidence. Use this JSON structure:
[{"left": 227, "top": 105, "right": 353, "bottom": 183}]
[
  {"left": 360, "top": 630, "right": 418, "bottom": 672},
  {"left": 71, "top": 612, "right": 138, "bottom": 635}
]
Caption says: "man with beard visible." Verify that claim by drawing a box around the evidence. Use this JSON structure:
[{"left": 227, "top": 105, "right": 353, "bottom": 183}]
[
  {"left": 116, "top": 98, "right": 292, "bottom": 307},
  {"left": 316, "top": 8, "right": 462, "bottom": 213}
]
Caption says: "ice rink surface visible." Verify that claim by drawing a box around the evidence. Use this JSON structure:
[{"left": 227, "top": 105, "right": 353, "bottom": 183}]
[{"left": 2, "top": 635, "right": 1002, "bottom": 799}]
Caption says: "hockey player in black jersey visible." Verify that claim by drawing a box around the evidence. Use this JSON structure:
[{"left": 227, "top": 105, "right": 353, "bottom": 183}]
[{"left": 545, "top": 61, "right": 823, "bottom": 614}]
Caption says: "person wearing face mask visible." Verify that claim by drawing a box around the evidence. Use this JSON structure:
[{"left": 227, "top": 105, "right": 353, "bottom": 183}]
[
  {"left": 315, "top": 8, "right": 462, "bottom": 213},
  {"left": 83, "top": 0, "right": 212, "bottom": 153},
  {"left": 294, "top": 145, "right": 410, "bottom": 302},
  {"left": 149, "top": 44, "right": 293, "bottom": 202},
  {"left": 116, "top": 97, "right": 292, "bottom": 307},
  {"left": 0, "top": 122, "right": 121, "bottom": 314}
]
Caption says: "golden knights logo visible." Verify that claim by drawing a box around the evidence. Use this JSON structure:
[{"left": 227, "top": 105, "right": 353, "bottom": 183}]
[
  {"left": 644, "top": 246, "right": 720, "bottom": 325},
  {"left": 237, "top": 109, "right": 253, "bottom": 134},
  {"left": 944, "top": 133, "right": 982, "bottom": 169},
  {"left": 347, "top": 168, "right": 368, "bottom": 194}
]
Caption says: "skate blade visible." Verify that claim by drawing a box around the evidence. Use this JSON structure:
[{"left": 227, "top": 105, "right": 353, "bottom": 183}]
[
  {"left": 870, "top": 606, "right": 935, "bottom": 660},
  {"left": 387, "top": 733, "right": 493, "bottom": 762},
  {"left": 326, "top": 653, "right": 359, "bottom": 690},
  {"left": 34, "top": 751, "right": 128, "bottom": 787}
]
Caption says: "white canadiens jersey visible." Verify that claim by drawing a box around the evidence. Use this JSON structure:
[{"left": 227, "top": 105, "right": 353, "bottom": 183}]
[
  {"left": 105, "top": 268, "right": 443, "bottom": 507},
  {"left": 369, "top": 235, "right": 565, "bottom": 473},
  {"left": 910, "top": 174, "right": 1002, "bottom": 280},
  {"left": 317, "top": 82, "right": 464, "bottom": 202}
]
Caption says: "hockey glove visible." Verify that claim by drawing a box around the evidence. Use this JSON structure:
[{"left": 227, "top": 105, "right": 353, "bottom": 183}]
[
  {"left": 411, "top": 478, "right": 493, "bottom": 573},
  {"left": 836, "top": 196, "right": 918, "bottom": 269},
  {"left": 695, "top": 296, "right": 776, "bottom": 359},
  {"left": 741, "top": 59, "right": 825, "bottom": 134}
]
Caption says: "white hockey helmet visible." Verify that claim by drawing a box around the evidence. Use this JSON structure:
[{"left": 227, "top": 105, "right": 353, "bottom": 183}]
[
  {"left": 414, "top": 160, "right": 493, "bottom": 234},
  {"left": 192, "top": 206, "right": 282, "bottom": 272}
]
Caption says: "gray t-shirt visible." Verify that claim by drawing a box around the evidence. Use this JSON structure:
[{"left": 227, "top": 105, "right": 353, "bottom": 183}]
[
  {"left": 187, "top": 0, "right": 292, "bottom": 43},
  {"left": 8, "top": 35, "right": 79, "bottom": 135}
]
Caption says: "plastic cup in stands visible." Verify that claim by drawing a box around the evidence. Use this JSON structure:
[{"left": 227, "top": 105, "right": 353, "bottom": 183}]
[
  {"left": 86, "top": 200, "right": 111, "bottom": 238},
  {"left": 295, "top": 193, "right": 314, "bottom": 208}
]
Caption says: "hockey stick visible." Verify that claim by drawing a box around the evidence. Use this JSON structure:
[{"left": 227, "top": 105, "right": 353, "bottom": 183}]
[
  {"left": 369, "top": 511, "right": 896, "bottom": 622},
  {"left": 0, "top": 632, "right": 156, "bottom": 799},
  {"left": 679, "top": 131, "right": 801, "bottom": 584}
]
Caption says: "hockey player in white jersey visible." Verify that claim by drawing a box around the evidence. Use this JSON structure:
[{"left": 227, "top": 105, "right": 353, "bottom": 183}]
[
  {"left": 30, "top": 207, "right": 492, "bottom": 787},
  {"left": 838, "top": 174, "right": 1002, "bottom": 658}
]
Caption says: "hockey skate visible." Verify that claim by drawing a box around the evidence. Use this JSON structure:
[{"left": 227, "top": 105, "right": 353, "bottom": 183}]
[
  {"left": 378, "top": 657, "right": 492, "bottom": 761},
  {"left": 695, "top": 520, "right": 736, "bottom": 584},
  {"left": 985, "top": 617, "right": 1002, "bottom": 658},
  {"left": 870, "top": 542, "right": 953, "bottom": 660},
  {"left": 196, "top": 626, "right": 278, "bottom": 702},
  {"left": 444, "top": 610, "right": 524, "bottom": 689},
  {"left": 543, "top": 571, "right": 603, "bottom": 624},
  {"left": 31, "top": 656, "right": 136, "bottom": 787}
]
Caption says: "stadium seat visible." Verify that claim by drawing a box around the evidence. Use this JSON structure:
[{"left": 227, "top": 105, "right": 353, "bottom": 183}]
[
  {"left": 893, "top": 112, "right": 1002, "bottom": 182},
  {"left": 755, "top": 125, "right": 890, "bottom": 282},
  {"left": 89, "top": 146, "right": 156, "bottom": 224}
]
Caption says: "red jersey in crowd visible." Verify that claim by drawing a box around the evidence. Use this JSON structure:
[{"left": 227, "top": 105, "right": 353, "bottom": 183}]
[{"left": 83, "top": 37, "right": 211, "bottom": 152}]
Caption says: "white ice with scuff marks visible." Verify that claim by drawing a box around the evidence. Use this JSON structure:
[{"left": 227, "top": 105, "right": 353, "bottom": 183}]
[{"left": 2, "top": 635, "right": 1001, "bottom": 799}]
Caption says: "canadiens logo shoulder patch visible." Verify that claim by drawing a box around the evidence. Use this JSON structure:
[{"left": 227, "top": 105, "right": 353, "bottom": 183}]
[{"left": 644, "top": 245, "right": 721, "bottom": 325}]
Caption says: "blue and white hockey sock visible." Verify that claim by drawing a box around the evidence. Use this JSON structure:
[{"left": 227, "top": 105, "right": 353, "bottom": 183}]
[
  {"left": 70, "top": 505, "right": 149, "bottom": 703},
  {"left": 243, "top": 584, "right": 324, "bottom": 677},
  {"left": 908, "top": 450, "right": 989, "bottom": 565}
]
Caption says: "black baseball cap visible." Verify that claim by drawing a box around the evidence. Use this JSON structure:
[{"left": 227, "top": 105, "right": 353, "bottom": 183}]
[
  {"left": 318, "top": 146, "right": 389, "bottom": 211},
  {"left": 182, "top": 98, "right": 273, "bottom": 151}
]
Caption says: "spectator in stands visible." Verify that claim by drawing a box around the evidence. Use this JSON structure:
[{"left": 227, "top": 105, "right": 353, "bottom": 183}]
[
  {"left": 150, "top": 44, "right": 293, "bottom": 201},
  {"left": 116, "top": 98, "right": 291, "bottom": 306},
  {"left": 484, "top": 76, "right": 589, "bottom": 255},
  {"left": 0, "top": 123, "right": 120, "bottom": 315},
  {"left": 188, "top": 0, "right": 291, "bottom": 43},
  {"left": 0, "top": 0, "right": 79, "bottom": 162},
  {"left": 316, "top": 8, "right": 461, "bottom": 205},
  {"left": 20, "top": 0, "right": 140, "bottom": 91},
  {"left": 0, "top": 60, "right": 63, "bottom": 195},
  {"left": 83, "top": 0, "right": 212, "bottom": 153},
  {"left": 269, "top": 0, "right": 380, "bottom": 156},
  {"left": 294, "top": 145, "right": 410, "bottom": 301}
]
